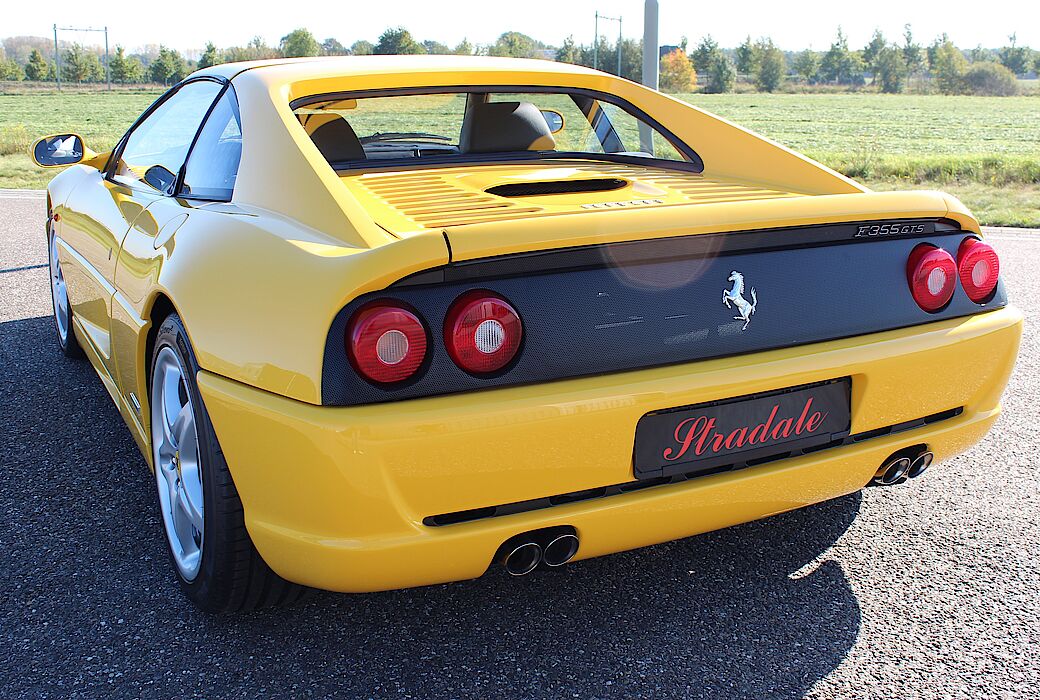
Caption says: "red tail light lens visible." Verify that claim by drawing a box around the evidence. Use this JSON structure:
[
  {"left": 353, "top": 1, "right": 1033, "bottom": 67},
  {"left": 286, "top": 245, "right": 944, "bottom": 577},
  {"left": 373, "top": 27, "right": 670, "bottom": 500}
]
[
  {"left": 347, "top": 302, "right": 428, "bottom": 384},
  {"left": 444, "top": 291, "right": 523, "bottom": 375},
  {"left": 957, "top": 237, "right": 1000, "bottom": 303},
  {"left": 907, "top": 244, "right": 957, "bottom": 312}
]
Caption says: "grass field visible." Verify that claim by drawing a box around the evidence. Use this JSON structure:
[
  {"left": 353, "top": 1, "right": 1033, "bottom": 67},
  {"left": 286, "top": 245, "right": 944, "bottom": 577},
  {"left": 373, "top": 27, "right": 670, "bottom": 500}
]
[{"left": 1, "top": 90, "right": 1037, "bottom": 226}]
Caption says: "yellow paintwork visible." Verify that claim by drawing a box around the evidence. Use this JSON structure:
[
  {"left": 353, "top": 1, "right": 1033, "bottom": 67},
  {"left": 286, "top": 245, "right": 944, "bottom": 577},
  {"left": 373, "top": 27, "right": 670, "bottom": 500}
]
[
  {"left": 198, "top": 306, "right": 1022, "bottom": 592},
  {"left": 43, "top": 56, "right": 1021, "bottom": 592}
]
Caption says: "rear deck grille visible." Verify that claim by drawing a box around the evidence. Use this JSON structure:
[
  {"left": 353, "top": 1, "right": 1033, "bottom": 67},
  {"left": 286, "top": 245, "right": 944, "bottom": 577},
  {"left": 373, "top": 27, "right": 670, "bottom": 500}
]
[
  {"left": 421, "top": 407, "right": 962, "bottom": 527},
  {"left": 355, "top": 172, "right": 544, "bottom": 228}
]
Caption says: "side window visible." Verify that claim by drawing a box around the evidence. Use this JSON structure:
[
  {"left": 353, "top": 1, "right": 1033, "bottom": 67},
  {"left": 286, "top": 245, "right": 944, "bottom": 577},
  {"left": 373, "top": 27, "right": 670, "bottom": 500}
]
[
  {"left": 598, "top": 103, "right": 684, "bottom": 160},
  {"left": 181, "top": 89, "right": 242, "bottom": 200},
  {"left": 111, "top": 80, "right": 223, "bottom": 194}
]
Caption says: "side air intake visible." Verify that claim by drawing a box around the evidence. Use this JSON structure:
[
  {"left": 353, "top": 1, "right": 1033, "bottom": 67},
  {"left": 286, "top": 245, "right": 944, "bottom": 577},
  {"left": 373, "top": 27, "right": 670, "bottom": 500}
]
[{"left": 486, "top": 178, "right": 628, "bottom": 198}]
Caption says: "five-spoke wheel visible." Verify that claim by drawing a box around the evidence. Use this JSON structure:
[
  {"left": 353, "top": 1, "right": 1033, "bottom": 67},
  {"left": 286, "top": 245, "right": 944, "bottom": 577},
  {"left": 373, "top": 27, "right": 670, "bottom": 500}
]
[
  {"left": 151, "top": 346, "right": 205, "bottom": 581},
  {"left": 48, "top": 225, "right": 82, "bottom": 358}
]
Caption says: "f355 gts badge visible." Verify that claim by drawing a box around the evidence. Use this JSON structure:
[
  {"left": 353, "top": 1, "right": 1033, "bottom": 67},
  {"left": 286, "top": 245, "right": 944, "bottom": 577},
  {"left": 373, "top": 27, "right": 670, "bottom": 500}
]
[{"left": 723, "top": 270, "right": 757, "bottom": 330}]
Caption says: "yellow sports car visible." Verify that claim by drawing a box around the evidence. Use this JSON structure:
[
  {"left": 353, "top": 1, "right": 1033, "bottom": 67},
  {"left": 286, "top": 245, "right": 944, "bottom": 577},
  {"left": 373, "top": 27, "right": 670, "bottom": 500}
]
[{"left": 33, "top": 56, "right": 1022, "bottom": 612}]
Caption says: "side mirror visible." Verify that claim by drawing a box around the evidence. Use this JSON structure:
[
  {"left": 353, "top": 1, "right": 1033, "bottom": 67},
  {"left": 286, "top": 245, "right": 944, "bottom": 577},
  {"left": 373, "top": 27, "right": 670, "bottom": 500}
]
[
  {"left": 540, "top": 109, "right": 565, "bottom": 134},
  {"left": 31, "top": 133, "right": 91, "bottom": 168}
]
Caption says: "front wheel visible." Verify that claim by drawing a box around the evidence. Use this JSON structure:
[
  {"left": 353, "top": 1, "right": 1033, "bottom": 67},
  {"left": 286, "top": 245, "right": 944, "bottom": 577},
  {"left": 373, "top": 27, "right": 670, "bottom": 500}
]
[
  {"left": 48, "top": 227, "right": 82, "bottom": 358},
  {"left": 149, "top": 314, "right": 310, "bottom": 612}
]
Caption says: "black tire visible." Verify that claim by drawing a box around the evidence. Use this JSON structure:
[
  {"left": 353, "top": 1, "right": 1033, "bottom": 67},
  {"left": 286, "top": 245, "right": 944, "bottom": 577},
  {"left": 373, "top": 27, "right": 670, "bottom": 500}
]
[
  {"left": 48, "top": 226, "right": 83, "bottom": 359},
  {"left": 150, "top": 314, "right": 311, "bottom": 612}
]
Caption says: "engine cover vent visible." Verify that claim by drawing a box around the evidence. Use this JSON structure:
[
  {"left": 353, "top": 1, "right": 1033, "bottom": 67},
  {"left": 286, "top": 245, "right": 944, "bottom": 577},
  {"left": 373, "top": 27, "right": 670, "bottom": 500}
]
[{"left": 485, "top": 178, "right": 627, "bottom": 198}]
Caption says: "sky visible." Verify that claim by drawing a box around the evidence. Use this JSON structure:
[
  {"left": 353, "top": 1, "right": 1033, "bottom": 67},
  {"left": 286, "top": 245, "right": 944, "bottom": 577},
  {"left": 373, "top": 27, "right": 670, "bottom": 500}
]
[{"left": 7, "top": 0, "right": 1038, "bottom": 57}]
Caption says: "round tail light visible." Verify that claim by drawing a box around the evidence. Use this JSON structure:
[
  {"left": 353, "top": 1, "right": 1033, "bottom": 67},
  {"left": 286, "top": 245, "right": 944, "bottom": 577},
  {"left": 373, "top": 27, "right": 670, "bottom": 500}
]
[
  {"left": 957, "top": 237, "right": 1000, "bottom": 303},
  {"left": 444, "top": 291, "right": 523, "bottom": 375},
  {"left": 907, "top": 244, "right": 957, "bottom": 312},
  {"left": 347, "top": 302, "right": 428, "bottom": 384}
]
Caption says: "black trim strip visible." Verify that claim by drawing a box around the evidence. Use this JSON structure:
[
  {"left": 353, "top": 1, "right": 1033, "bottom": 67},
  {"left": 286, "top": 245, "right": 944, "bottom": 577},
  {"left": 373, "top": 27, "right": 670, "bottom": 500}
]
[
  {"left": 421, "top": 407, "right": 963, "bottom": 527},
  {"left": 394, "top": 217, "right": 960, "bottom": 287}
]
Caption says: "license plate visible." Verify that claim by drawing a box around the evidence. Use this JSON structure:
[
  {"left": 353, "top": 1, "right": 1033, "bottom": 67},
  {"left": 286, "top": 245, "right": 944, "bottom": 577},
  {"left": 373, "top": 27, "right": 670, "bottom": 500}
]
[{"left": 633, "top": 379, "right": 851, "bottom": 479}]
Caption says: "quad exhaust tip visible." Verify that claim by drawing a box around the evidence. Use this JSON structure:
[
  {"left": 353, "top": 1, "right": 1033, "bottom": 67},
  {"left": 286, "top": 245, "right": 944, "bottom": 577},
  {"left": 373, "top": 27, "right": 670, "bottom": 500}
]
[
  {"left": 503, "top": 542, "right": 542, "bottom": 576},
  {"left": 874, "top": 457, "right": 912, "bottom": 486},
  {"left": 908, "top": 451, "right": 934, "bottom": 479},
  {"left": 542, "top": 533, "right": 580, "bottom": 567},
  {"left": 871, "top": 447, "right": 934, "bottom": 486},
  {"left": 498, "top": 527, "right": 580, "bottom": 576}
]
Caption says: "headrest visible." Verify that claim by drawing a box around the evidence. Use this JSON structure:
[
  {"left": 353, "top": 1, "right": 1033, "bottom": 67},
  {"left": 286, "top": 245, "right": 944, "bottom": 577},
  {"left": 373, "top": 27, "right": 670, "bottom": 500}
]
[
  {"left": 460, "top": 102, "right": 556, "bottom": 154},
  {"left": 310, "top": 118, "right": 364, "bottom": 162}
]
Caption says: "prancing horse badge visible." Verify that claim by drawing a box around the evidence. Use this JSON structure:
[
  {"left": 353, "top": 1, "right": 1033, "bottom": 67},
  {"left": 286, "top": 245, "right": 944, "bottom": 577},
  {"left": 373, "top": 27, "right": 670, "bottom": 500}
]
[{"left": 722, "top": 270, "right": 757, "bottom": 331}]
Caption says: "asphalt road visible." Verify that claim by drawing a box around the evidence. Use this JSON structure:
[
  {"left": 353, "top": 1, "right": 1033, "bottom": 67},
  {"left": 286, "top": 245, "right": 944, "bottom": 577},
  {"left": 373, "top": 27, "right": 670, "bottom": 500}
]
[{"left": 1, "top": 190, "right": 1038, "bottom": 699}]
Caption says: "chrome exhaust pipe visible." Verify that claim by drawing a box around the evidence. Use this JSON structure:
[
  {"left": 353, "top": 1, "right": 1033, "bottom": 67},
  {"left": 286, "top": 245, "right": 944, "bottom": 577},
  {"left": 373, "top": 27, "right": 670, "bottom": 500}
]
[
  {"left": 502, "top": 542, "right": 541, "bottom": 576},
  {"left": 908, "top": 451, "right": 934, "bottom": 478},
  {"left": 872, "top": 456, "right": 911, "bottom": 486},
  {"left": 542, "top": 533, "right": 580, "bottom": 567}
]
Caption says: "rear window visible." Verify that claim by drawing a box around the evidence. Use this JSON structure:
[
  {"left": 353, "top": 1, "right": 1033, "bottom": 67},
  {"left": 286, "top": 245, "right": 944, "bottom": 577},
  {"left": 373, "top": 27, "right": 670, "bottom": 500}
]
[{"left": 292, "top": 89, "right": 694, "bottom": 169}]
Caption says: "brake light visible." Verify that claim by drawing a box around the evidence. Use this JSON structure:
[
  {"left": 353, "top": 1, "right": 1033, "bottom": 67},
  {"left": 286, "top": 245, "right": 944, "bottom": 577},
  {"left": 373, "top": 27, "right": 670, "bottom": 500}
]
[
  {"left": 906, "top": 244, "right": 957, "bottom": 312},
  {"left": 444, "top": 291, "right": 523, "bottom": 374},
  {"left": 347, "top": 302, "right": 428, "bottom": 384},
  {"left": 957, "top": 237, "right": 1000, "bottom": 303}
]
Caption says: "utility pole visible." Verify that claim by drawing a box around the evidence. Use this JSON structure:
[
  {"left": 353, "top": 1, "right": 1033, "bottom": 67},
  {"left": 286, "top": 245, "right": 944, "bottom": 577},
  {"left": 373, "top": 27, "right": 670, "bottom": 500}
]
[
  {"left": 594, "top": 12, "right": 623, "bottom": 76},
  {"left": 53, "top": 24, "right": 61, "bottom": 92},
  {"left": 53, "top": 25, "right": 111, "bottom": 91},
  {"left": 593, "top": 12, "right": 599, "bottom": 70},
  {"left": 642, "top": 0, "right": 659, "bottom": 90},
  {"left": 104, "top": 26, "right": 110, "bottom": 91},
  {"left": 639, "top": 0, "right": 659, "bottom": 152}
]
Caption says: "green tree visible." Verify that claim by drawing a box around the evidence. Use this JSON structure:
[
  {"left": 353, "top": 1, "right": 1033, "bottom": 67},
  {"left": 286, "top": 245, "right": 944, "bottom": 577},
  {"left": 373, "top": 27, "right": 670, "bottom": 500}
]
[
  {"left": 931, "top": 36, "right": 967, "bottom": 94},
  {"left": 423, "top": 40, "right": 451, "bottom": 55},
  {"left": 735, "top": 35, "right": 757, "bottom": 75},
  {"left": 617, "top": 38, "right": 643, "bottom": 82},
  {"left": 690, "top": 35, "right": 719, "bottom": 75},
  {"left": 280, "top": 28, "right": 320, "bottom": 57},
  {"left": 488, "top": 31, "right": 540, "bottom": 58},
  {"left": 875, "top": 45, "right": 908, "bottom": 93},
  {"left": 109, "top": 46, "right": 144, "bottom": 83},
  {"left": 753, "top": 38, "right": 785, "bottom": 92},
  {"left": 555, "top": 35, "right": 580, "bottom": 64},
  {"left": 998, "top": 33, "right": 1030, "bottom": 75},
  {"left": 61, "top": 44, "right": 104, "bottom": 82},
  {"left": 321, "top": 38, "right": 347, "bottom": 56},
  {"left": 968, "top": 46, "right": 996, "bottom": 63},
  {"left": 862, "top": 29, "right": 886, "bottom": 74},
  {"left": 792, "top": 49, "right": 820, "bottom": 83},
  {"left": 374, "top": 27, "right": 425, "bottom": 55},
  {"left": 962, "top": 61, "right": 1018, "bottom": 96},
  {"left": 24, "top": 48, "right": 48, "bottom": 81},
  {"left": 453, "top": 38, "right": 474, "bottom": 56},
  {"left": 819, "top": 28, "right": 864, "bottom": 84},
  {"left": 197, "top": 42, "right": 221, "bottom": 69},
  {"left": 659, "top": 49, "right": 696, "bottom": 92},
  {"left": 704, "top": 53, "right": 735, "bottom": 93},
  {"left": 224, "top": 36, "right": 277, "bottom": 62},
  {"left": 902, "top": 25, "right": 924, "bottom": 75},
  {"left": 150, "top": 45, "right": 188, "bottom": 85},
  {"left": 350, "top": 40, "right": 374, "bottom": 56},
  {"left": 0, "top": 57, "right": 23, "bottom": 80}
]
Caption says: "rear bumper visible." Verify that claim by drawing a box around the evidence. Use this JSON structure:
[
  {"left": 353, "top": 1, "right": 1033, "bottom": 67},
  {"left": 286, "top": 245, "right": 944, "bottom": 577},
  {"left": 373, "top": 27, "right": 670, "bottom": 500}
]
[{"left": 198, "top": 306, "right": 1022, "bottom": 593}]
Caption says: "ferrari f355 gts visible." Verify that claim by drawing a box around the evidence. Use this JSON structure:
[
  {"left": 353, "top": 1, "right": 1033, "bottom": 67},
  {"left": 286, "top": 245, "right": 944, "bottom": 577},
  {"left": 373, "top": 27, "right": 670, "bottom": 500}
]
[{"left": 33, "top": 56, "right": 1022, "bottom": 611}]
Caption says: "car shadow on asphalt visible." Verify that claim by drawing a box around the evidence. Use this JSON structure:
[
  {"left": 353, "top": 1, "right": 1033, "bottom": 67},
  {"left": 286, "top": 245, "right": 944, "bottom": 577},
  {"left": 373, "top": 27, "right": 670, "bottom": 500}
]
[{"left": 3, "top": 314, "right": 862, "bottom": 700}]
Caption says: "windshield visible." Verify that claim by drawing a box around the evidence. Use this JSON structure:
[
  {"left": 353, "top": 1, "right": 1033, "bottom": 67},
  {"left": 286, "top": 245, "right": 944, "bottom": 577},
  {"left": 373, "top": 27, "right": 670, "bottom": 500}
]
[{"left": 293, "top": 89, "right": 695, "bottom": 169}]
